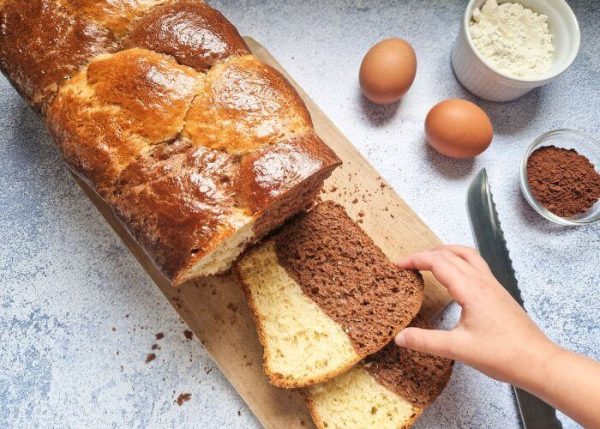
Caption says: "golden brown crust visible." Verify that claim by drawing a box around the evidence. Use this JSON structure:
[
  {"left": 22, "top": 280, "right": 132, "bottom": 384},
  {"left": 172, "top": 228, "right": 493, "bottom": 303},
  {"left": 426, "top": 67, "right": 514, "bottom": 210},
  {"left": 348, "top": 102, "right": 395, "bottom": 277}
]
[
  {"left": 124, "top": 0, "right": 250, "bottom": 72},
  {"left": 46, "top": 48, "right": 200, "bottom": 190},
  {"left": 0, "top": 0, "right": 239, "bottom": 111},
  {"left": 107, "top": 139, "right": 239, "bottom": 280},
  {"left": 107, "top": 134, "right": 339, "bottom": 284},
  {"left": 237, "top": 132, "right": 340, "bottom": 214},
  {"left": 2, "top": 1, "right": 341, "bottom": 285},
  {"left": 183, "top": 55, "right": 313, "bottom": 155},
  {"left": 60, "top": 0, "right": 169, "bottom": 38},
  {"left": 0, "top": 0, "right": 117, "bottom": 110}
]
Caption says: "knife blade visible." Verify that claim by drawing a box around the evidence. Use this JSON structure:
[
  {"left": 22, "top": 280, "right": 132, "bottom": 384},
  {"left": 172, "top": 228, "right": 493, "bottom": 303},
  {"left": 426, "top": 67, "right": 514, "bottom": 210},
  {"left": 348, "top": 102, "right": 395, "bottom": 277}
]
[{"left": 466, "top": 168, "right": 563, "bottom": 429}]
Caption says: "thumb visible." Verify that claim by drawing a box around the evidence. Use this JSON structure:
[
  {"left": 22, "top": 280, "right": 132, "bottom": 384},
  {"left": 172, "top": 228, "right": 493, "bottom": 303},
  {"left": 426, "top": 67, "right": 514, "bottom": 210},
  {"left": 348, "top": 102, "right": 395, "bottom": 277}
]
[{"left": 395, "top": 327, "right": 456, "bottom": 359}]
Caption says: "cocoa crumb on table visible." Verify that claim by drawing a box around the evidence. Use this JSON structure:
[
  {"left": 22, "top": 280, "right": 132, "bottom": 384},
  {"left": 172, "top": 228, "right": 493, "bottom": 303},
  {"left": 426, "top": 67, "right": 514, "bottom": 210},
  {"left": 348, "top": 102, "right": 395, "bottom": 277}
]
[
  {"left": 183, "top": 330, "right": 193, "bottom": 340},
  {"left": 176, "top": 393, "right": 192, "bottom": 406},
  {"left": 146, "top": 353, "right": 156, "bottom": 363},
  {"left": 155, "top": 332, "right": 164, "bottom": 340}
]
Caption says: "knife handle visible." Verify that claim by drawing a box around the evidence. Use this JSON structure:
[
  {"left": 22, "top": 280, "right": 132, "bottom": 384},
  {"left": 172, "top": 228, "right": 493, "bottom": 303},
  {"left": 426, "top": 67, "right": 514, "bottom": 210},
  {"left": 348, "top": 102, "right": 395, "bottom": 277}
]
[{"left": 514, "top": 387, "right": 563, "bottom": 429}]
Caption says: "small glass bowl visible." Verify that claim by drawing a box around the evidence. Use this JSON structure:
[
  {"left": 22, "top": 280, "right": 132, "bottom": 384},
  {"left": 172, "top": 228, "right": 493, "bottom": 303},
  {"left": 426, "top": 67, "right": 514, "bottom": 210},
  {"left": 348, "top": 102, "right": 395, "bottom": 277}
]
[{"left": 520, "top": 129, "right": 600, "bottom": 226}]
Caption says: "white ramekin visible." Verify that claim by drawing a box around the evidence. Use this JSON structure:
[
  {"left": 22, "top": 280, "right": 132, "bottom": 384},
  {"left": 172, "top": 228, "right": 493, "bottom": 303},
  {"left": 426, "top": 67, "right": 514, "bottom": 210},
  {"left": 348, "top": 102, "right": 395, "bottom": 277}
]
[{"left": 451, "top": 0, "right": 581, "bottom": 102}]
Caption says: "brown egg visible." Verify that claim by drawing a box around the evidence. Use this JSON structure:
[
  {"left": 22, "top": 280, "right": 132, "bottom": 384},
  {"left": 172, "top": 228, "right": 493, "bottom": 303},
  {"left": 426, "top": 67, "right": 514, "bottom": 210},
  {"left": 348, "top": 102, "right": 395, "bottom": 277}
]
[
  {"left": 359, "top": 38, "right": 417, "bottom": 104},
  {"left": 425, "top": 99, "right": 493, "bottom": 158}
]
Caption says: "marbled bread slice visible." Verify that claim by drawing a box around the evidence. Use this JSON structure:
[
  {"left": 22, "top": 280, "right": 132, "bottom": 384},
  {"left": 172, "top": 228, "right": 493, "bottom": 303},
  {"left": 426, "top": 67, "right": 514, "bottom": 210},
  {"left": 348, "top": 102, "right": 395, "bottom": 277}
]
[
  {"left": 306, "top": 317, "right": 454, "bottom": 429},
  {"left": 235, "top": 201, "right": 424, "bottom": 388}
]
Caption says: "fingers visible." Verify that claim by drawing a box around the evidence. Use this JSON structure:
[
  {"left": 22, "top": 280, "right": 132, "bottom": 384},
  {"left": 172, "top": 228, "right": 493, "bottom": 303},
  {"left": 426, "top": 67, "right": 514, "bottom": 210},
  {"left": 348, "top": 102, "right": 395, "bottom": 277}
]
[
  {"left": 435, "top": 245, "right": 491, "bottom": 274},
  {"left": 396, "top": 250, "right": 471, "bottom": 305},
  {"left": 395, "top": 327, "right": 457, "bottom": 359}
]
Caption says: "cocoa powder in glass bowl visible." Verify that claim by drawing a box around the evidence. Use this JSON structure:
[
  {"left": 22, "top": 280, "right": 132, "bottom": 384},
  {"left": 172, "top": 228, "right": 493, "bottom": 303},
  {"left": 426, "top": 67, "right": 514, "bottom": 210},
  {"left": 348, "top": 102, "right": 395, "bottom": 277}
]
[
  {"left": 527, "top": 146, "right": 600, "bottom": 218},
  {"left": 520, "top": 129, "right": 600, "bottom": 225}
]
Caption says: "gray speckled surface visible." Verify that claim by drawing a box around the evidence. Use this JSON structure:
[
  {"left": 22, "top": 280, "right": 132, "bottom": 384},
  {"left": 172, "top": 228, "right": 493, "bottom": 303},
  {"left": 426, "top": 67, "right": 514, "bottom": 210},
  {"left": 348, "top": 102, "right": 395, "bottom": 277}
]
[{"left": 1, "top": 0, "right": 598, "bottom": 428}]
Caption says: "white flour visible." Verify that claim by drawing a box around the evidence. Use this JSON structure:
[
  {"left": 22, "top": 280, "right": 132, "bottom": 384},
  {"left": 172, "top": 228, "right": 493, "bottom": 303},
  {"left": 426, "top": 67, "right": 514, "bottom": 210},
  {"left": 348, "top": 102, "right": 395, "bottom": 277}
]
[{"left": 469, "top": 0, "right": 554, "bottom": 78}]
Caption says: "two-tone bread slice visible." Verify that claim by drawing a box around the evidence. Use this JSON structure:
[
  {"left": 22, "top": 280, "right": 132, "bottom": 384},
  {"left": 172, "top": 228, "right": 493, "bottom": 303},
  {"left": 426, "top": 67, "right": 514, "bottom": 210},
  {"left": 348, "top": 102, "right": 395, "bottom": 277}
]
[
  {"left": 306, "top": 317, "right": 454, "bottom": 429},
  {"left": 235, "top": 201, "right": 424, "bottom": 388}
]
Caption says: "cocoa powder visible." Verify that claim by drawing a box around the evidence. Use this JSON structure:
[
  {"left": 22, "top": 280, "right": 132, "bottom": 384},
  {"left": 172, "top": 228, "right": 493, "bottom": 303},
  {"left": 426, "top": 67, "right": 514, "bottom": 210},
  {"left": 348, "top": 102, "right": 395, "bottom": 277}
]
[{"left": 527, "top": 146, "right": 600, "bottom": 218}]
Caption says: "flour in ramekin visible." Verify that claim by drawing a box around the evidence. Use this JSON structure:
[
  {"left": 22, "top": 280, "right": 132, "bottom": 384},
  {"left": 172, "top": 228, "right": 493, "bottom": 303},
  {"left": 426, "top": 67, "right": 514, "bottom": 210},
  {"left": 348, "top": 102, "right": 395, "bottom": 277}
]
[{"left": 469, "top": 0, "right": 554, "bottom": 78}]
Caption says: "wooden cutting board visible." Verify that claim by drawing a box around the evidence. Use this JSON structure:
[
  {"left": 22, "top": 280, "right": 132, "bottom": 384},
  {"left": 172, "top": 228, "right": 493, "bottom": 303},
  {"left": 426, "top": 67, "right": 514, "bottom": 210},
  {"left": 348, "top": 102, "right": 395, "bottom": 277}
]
[{"left": 73, "top": 37, "right": 452, "bottom": 429}]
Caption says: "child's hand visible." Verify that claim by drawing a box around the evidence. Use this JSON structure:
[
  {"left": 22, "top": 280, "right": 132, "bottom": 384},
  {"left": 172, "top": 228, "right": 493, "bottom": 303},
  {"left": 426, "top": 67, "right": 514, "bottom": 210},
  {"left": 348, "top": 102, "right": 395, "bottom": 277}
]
[
  {"left": 395, "top": 245, "right": 600, "bottom": 428},
  {"left": 394, "top": 245, "right": 559, "bottom": 387}
]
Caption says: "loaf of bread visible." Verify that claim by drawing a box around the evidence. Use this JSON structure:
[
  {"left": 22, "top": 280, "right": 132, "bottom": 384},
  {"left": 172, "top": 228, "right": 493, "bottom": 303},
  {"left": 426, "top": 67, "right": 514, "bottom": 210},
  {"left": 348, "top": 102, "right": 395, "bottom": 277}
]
[
  {"left": 0, "top": 0, "right": 340, "bottom": 285},
  {"left": 235, "top": 201, "right": 425, "bottom": 388},
  {"left": 306, "top": 317, "right": 454, "bottom": 429}
]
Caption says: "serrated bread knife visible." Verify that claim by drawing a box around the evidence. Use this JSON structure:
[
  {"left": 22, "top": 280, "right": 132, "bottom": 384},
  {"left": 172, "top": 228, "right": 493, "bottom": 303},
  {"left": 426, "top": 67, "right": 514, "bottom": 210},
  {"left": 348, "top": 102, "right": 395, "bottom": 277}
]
[{"left": 466, "top": 168, "right": 562, "bottom": 429}]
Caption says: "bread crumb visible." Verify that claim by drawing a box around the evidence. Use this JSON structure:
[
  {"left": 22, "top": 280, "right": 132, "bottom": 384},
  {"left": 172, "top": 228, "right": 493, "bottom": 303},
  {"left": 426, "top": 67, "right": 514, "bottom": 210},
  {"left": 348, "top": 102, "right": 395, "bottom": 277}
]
[{"left": 176, "top": 393, "right": 192, "bottom": 406}]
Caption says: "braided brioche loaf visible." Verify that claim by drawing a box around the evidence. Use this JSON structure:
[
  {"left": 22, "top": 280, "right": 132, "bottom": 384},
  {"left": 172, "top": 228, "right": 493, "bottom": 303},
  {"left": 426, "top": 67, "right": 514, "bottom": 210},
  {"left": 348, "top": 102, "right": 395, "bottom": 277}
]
[{"left": 0, "top": 0, "right": 340, "bottom": 285}]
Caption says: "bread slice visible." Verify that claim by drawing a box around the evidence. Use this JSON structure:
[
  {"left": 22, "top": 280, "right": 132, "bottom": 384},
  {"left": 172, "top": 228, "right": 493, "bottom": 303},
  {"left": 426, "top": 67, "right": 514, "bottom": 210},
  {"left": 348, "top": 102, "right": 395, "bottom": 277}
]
[
  {"left": 235, "top": 201, "right": 424, "bottom": 388},
  {"left": 306, "top": 317, "right": 454, "bottom": 429}
]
